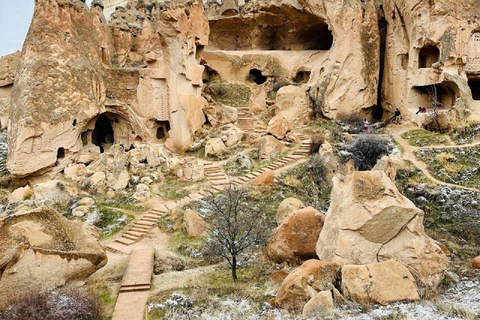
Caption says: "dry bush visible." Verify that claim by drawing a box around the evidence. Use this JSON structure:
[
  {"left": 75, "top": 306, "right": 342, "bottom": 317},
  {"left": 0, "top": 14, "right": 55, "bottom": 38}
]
[
  {"left": 340, "top": 114, "right": 365, "bottom": 134},
  {"left": 345, "top": 135, "right": 393, "bottom": 171},
  {"left": 0, "top": 288, "right": 101, "bottom": 320}
]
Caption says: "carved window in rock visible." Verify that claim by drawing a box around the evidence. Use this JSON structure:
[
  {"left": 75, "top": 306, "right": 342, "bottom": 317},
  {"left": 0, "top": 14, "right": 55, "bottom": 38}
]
[
  {"left": 418, "top": 46, "right": 440, "bottom": 69},
  {"left": 155, "top": 121, "right": 171, "bottom": 143},
  {"left": 468, "top": 78, "right": 480, "bottom": 100},
  {"left": 92, "top": 116, "right": 114, "bottom": 153}
]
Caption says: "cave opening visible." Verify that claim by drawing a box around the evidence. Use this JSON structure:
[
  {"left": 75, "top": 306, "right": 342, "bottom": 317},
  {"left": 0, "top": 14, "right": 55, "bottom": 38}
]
[
  {"left": 92, "top": 116, "right": 114, "bottom": 153},
  {"left": 418, "top": 46, "right": 440, "bottom": 68},
  {"left": 294, "top": 71, "right": 311, "bottom": 84},
  {"left": 410, "top": 84, "right": 456, "bottom": 110},
  {"left": 202, "top": 65, "right": 220, "bottom": 84},
  {"left": 249, "top": 69, "right": 267, "bottom": 85},
  {"left": 372, "top": 105, "right": 384, "bottom": 121},
  {"left": 376, "top": 16, "right": 387, "bottom": 120},
  {"left": 57, "top": 148, "right": 65, "bottom": 160},
  {"left": 156, "top": 120, "right": 171, "bottom": 142},
  {"left": 468, "top": 78, "right": 480, "bottom": 100},
  {"left": 208, "top": 9, "right": 333, "bottom": 51}
]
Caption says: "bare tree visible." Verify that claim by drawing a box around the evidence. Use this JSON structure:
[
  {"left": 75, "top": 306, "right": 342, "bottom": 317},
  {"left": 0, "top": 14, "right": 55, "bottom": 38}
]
[
  {"left": 426, "top": 85, "right": 443, "bottom": 132},
  {"left": 202, "top": 185, "right": 271, "bottom": 283}
]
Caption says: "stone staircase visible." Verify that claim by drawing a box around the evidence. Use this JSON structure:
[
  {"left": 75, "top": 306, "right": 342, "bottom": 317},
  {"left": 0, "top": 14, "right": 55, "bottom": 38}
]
[
  {"left": 111, "top": 208, "right": 168, "bottom": 247},
  {"left": 202, "top": 161, "right": 230, "bottom": 192},
  {"left": 231, "top": 134, "right": 312, "bottom": 186}
]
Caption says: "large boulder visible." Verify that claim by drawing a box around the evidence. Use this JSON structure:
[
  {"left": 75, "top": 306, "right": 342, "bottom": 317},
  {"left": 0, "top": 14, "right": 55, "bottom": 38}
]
[
  {"left": 33, "top": 180, "right": 71, "bottom": 205},
  {"left": 302, "top": 290, "right": 335, "bottom": 319},
  {"left": 342, "top": 260, "right": 420, "bottom": 305},
  {"left": 267, "top": 207, "right": 325, "bottom": 265},
  {"left": 316, "top": 171, "right": 448, "bottom": 292},
  {"left": 275, "top": 197, "right": 306, "bottom": 225},
  {"left": 221, "top": 125, "right": 244, "bottom": 147},
  {"left": 205, "top": 138, "right": 227, "bottom": 157},
  {"left": 267, "top": 116, "right": 292, "bottom": 139},
  {"left": 253, "top": 169, "right": 275, "bottom": 186},
  {"left": 0, "top": 206, "right": 107, "bottom": 309},
  {"left": 184, "top": 209, "right": 209, "bottom": 238},
  {"left": 275, "top": 86, "right": 311, "bottom": 126},
  {"left": 257, "top": 135, "right": 285, "bottom": 158},
  {"left": 272, "top": 259, "right": 342, "bottom": 312}
]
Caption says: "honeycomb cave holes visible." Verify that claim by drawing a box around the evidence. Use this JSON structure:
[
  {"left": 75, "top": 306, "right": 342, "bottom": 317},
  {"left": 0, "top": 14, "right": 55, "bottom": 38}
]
[
  {"left": 156, "top": 120, "right": 171, "bottom": 143},
  {"left": 418, "top": 46, "right": 440, "bottom": 69},
  {"left": 467, "top": 78, "right": 480, "bottom": 101},
  {"left": 92, "top": 115, "right": 114, "bottom": 153},
  {"left": 72, "top": 119, "right": 77, "bottom": 127},
  {"left": 294, "top": 71, "right": 311, "bottom": 84},
  {"left": 249, "top": 69, "right": 267, "bottom": 85}
]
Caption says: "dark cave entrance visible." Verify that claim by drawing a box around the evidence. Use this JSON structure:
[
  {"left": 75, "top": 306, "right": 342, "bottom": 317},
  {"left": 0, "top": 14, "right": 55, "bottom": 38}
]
[
  {"left": 208, "top": 8, "right": 333, "bottom": 51},
  {"left": 249, "top": 69, "right": 267, "bottom": 85},
  {"left": 418, "top": 46, "right": 440, "bottom": 69},
  {"left": 156, "top": 120, "right": 171, "bottom": 142},
  {"left": 57, "top": 148, "right": 65, "bottom": 160},
  {"left": 372, "top": 105, "right": 384, "bottom": 121},
  {"left": 294, "top": 71, "right": 311, "bottom": 84},
  {"left": 202, "top": 65, "right": 220, "bottom": 84},
  {"left": 376, "top": 16, "right": 387, "bottom": 120},
  {"left": 92, "top": 116, "right": 114, "bottom": 153},
  {"left": 467, "top": 78, "right": 480, "bottom": 101}
]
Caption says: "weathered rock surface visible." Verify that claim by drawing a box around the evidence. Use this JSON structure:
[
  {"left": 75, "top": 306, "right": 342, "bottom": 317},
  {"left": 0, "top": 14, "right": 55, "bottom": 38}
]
[
  {"left": 275, "top": 86, "right": 311, "bottom": 126},
  {"left": 302, "top": 290, "right": 335, "bottom": 319},
  {"left": 267, "top": 116, "right": 292, "bottom": 140},
  {"left": 8, "top": 0, "right": 208, "bottom": 177},
  {"left": 0, "top": 206, "right": 107, "bottom": 309},
  {"left": 205, "top": 137, "right": 227, "bottom": 157},
  {"left": 275, "top": 197, "right": 305, "bottom": 225},
  {"left": 184, "top": 209, "right": 208, "bottom": 238},
  {"left": 472, "top": 256, "right": 480, "bottom": 269},
  {"left": 316, "top": 171, "right": 448, "bottom": 292},
  {"left": 272, "top": 259, "right": 342, "bottom": 312},
  {"left": 267, "top": 207, "right": 325, "bottom": 265},
  {"left": 342, "top": 260, "right": 420, "bottom": 306},
  {"left": 253, "top": 169, "right": 275, "bottom": 186}
]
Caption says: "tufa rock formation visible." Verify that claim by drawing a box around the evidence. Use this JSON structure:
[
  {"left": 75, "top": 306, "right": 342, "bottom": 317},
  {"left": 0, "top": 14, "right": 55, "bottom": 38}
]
[
  {"left": 267, "top": 206, "right": 325, "bottom": 265},
  {"left": 0, "top": 51, "right": 20, "bottom": 129},
  {"left": 316, "top": 170, "right": 448, "bottom": 292},
  {"left": 8, "top": 0, "right": 208, "bottom": 177},
  {"left": 0, "top": 206, "right": 107, "bottom": 309}
]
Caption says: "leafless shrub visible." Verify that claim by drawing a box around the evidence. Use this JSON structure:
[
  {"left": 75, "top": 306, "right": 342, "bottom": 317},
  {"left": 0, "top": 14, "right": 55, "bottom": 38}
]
[{"left": 0, "top": 288, "right": 101, "bottom": 320}]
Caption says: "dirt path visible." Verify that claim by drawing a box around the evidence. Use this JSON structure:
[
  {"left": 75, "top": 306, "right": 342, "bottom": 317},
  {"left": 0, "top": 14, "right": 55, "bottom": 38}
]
[
  {"left": 151, "top": 264, "right": 221, "bottom": 294},
  {"left": 388, "top": 125, "right": 480, "bottom": 193}
]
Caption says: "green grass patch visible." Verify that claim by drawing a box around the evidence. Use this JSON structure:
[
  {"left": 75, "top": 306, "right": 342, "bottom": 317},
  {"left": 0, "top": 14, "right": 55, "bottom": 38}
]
[
  {"left": 401, "top": 129, "right": 451, "bottom": 147},
  {"left": 95, "top": 205, "right": 134, "bottom": 238},
  {"left": 449, "top": 122, "right": 480, "bottom": 145},
  {"left": 158, "top": 177, "right": 205, "bottom": 200},
  {"left": 207, "top": 81, "right": 252, "bottom": 108},
  {"left": 100, "top": 202, "right": 147, "bottom": 212},
  {"left": 415, "top": 146, "right": 480, "bottom": 188}
]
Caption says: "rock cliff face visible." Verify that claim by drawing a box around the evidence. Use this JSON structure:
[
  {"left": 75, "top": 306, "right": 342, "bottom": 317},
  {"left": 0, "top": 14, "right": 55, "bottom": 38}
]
[
  {"left": 382, "top": 0, "right": 480, "bottom": 125},
  {"left": 202, "top": 0, "right": 380, "bottom": 120},
  {"left": 7, "top": 0, "right": 208, "bottom": 177},
  {"left": 0, "top": 206, "right": 107, "bottom": 309},
  {"left": 0, "top": 51, "right": 20, "bottom": 128}
]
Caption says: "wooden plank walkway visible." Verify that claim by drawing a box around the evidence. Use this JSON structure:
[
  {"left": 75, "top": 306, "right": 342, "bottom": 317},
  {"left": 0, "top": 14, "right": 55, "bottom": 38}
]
[{"left": 111, "top": 247, "right": 155, "bottom": 320}]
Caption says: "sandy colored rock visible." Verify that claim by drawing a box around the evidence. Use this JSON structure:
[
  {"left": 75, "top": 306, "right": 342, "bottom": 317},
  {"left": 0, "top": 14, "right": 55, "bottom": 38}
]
[
  {"left": 472, "top": 256, "right": 480, "bottom": 269},
  {"left": 8, "top": 0, "right": 209, "bottom": 177},
  {"left": 72, "top": 206, "right": 90, "bottom": 217},
  {"left": 33, "top": 180, "right": 71, "bottom": 205},
  {"left": 253, "top": 169, "right": 275, "bottom": 186},
  {"left": 221, "top": 125, "right": 244, "bottom": 147},
  {"left": 267, "top": 207, "right": 325, "bottom": 265},
  {"left": 272, "top": 259, "right": 342, "bottom": 312},
  {"left": 342, "top": 260, "right": 420, "bottom": 306},
  {"left": 257, "top": 135, "right": 285, "bottom": 158},
  {"left": 302, "top": 290, "right": 335, "bottom": 319},
  {"left": 249, "top": 86, "right": 267, "bottom": 114},
  {"left": 316, "top": 171, "right": 448, "bottom": 292},
  {"left": 133, "top": 183, "right": 151, "bottom": 202},
  {"left": 205, "top": 138, "right": 227, "bottom": 157},
  {"left": 184, "top": 209, "right": 209, "bottom": 238},
  {"left": 275, "top": 197, "right": 306, "bottom": 225},
  {"left": 203, "top": 104, "right": 238, "bottom": 126},
  {"left": 267, "top": 116, "right": 292, "bottom": 140},
  {"left": 0, "top": 206, "right": 107, "bottom": 309},
  {"left": 275, "top": 86, "right": 311, "bottom": 126},
  {"left": 8, "top": 185, "right": 33, "bottom": 203}
]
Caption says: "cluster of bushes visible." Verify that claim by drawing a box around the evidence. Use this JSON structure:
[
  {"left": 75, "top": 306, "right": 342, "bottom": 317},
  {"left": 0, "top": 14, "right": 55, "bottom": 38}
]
[{"left": 0, "top": 288, "right": 101, "bottom": 320}]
